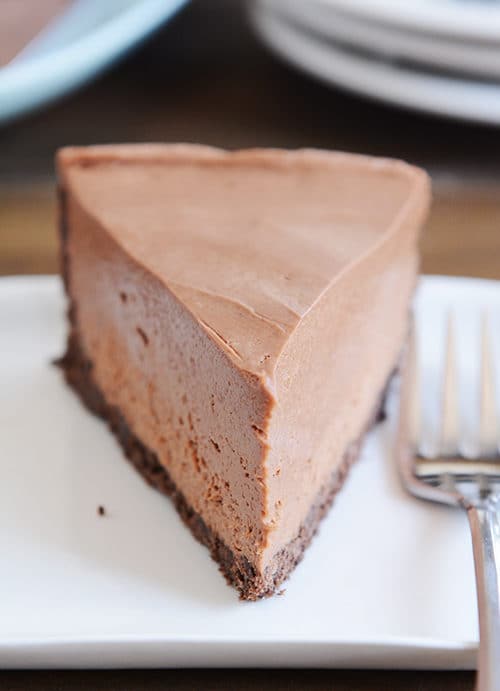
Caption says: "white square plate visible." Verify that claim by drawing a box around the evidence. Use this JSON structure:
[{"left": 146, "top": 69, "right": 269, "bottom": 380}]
[{"left": 2, "top": 274, "right": 500, "bottom": 669}]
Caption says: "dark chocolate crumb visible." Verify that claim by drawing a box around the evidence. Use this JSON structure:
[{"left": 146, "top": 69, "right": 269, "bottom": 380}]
[
  {"left": 97, "top": 505, "right": 106, "bottom": 517},
  {"left": 136, "top": 326, "right": 149, "bottom": 346},
  {"left": 251, "top": 424, "right": 265, "bottom": 436},
  {"left": 209, "top": 438, "right": 221, "bottom": 453}
]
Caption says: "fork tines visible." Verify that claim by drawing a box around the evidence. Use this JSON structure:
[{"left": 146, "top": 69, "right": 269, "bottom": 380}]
[{"left": 412, "top": 312, "right": 500, "bottom": 482}]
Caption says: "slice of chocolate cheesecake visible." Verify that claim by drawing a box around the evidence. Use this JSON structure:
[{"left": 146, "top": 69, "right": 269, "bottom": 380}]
[{"left": 57, "top": 144, "right": 430, "bottom": 600}]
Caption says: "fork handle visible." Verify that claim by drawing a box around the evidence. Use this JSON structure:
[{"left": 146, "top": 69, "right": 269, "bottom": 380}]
[{"left": 467, "top": 505, "right": 500, "bottom": 691}]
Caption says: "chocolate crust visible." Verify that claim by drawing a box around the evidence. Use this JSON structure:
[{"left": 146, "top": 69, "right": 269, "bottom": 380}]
[{"left": 57, "top": 186, "right": 389, "bottom": 600}]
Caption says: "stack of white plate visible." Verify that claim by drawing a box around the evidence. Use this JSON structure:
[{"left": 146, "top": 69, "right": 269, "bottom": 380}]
[{"left": 251, "top": 0, "right": 500, "bottom": 125}]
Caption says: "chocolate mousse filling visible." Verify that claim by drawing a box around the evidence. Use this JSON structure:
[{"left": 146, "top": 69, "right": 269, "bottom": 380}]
[{"left": 59, "top": 324, "right": 389, "bottom": 600}]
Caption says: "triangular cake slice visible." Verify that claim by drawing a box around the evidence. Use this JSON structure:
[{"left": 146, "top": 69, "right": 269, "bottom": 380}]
[{"left": 57, "top": 144, "right": 430, "bottom": 599}]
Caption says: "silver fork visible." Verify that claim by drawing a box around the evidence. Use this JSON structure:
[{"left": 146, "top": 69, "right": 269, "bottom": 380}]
[{"left": 397, "top": 314, "right": 500, "bottom": 691}]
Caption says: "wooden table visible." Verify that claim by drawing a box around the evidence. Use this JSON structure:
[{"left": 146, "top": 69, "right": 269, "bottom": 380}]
[{"left": 1, "top": 1, "right": 498, "bottom": 688}]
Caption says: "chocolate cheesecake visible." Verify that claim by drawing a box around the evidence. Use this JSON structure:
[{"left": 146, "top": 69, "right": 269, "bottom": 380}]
[{"left": 57, "top": 144, "right": 430, "bottom": 600}]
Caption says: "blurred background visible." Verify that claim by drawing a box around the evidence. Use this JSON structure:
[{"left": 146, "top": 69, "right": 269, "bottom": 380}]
[{"left": 0, "top": 0, "right": 499, "bottom": 283}]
